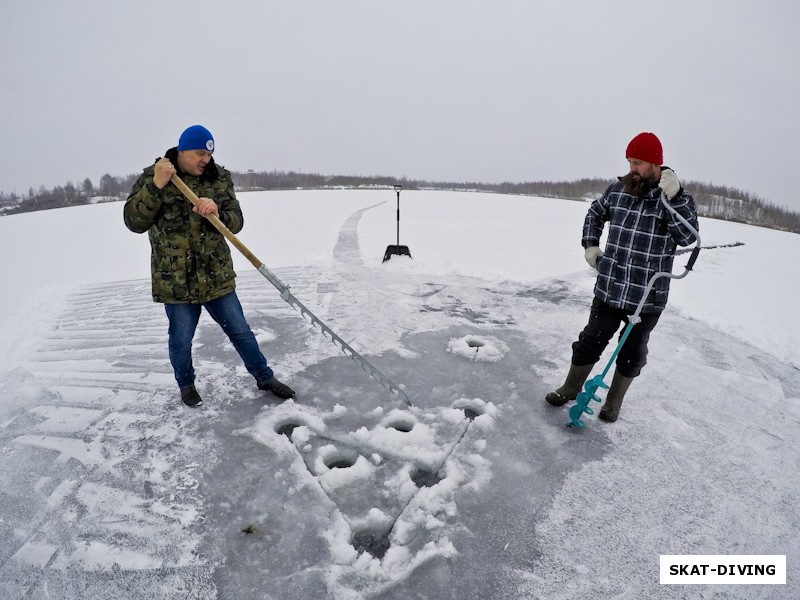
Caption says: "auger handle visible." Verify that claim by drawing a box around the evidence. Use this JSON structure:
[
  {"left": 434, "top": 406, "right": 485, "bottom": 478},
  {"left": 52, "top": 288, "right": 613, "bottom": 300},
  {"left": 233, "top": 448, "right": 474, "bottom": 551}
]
[{"left": 685, "top": 247, "right": 701, "bottom": 271}]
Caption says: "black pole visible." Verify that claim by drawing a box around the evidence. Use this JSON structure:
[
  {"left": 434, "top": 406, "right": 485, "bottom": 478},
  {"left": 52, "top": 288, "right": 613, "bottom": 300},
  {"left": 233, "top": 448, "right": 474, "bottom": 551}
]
[{"left": 395, "top": 186, "right": 401, "bottom": 248}]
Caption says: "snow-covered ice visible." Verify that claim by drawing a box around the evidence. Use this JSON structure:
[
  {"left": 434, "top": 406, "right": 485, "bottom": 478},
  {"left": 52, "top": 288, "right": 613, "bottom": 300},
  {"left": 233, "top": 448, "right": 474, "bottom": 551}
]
[{"left": 0, "top": 190, "right": 797, "bottom": 599}]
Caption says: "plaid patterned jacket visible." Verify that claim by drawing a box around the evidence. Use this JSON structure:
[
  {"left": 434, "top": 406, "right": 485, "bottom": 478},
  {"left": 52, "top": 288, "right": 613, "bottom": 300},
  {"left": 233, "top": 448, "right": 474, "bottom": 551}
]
[{"left": 582, "top": 175, "right": 699, "bottom": 313}]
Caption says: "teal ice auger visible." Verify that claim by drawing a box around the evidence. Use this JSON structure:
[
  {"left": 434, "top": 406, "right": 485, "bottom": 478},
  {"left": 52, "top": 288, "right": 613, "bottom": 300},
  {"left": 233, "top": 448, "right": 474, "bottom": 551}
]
[{"left": 568, "top": 192, "right": 702, "bottom": 428}]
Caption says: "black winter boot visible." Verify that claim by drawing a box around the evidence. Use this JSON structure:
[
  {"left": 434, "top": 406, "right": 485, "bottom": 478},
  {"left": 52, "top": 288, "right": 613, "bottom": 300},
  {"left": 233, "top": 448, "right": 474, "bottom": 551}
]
[
  {"left": 258, "top": 377, "right": 296, "bottom": 400},
  {"left": 180, "top": 385, "right": 203, "bottom": 407},
  {"left": 598, "top": 371, "right": 634, "bottom": 422},
  {"left": 545, "top": 363, "right": 595, "bottom": 406}
]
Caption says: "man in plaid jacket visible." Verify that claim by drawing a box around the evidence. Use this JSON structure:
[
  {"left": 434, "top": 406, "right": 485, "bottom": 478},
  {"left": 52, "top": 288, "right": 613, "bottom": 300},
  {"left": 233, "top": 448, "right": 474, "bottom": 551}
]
[{"left": 546, "top": 132, "right": 699, "bottom": 422}]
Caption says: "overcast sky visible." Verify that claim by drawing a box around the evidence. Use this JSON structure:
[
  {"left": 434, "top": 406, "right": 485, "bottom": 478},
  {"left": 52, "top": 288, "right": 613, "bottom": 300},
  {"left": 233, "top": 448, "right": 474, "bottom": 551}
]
[{"left": 2, "top": 1, "right": 798, "bottom": 210}]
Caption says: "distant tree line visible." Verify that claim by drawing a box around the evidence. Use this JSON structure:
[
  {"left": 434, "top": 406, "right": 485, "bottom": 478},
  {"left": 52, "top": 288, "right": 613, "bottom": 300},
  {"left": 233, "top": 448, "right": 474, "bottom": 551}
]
[
  {"left": 2, "top": 169, "right": 799, "bottom": 234},
  {"left": 233, "top": 170, "right": 800, "bottom": 233},
  {"left": 0, "top": 173, "right": 139, "bottom": 214}
]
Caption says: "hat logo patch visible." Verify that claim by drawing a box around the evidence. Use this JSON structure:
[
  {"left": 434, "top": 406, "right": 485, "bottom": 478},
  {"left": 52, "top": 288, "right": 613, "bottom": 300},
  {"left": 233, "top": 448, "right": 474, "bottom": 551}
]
[{"left": 206, "top": 140, "right": 214, "bottom": 152}]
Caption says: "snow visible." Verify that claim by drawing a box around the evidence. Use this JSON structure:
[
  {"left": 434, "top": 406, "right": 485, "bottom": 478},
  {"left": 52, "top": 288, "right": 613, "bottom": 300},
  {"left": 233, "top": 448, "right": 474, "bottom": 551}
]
[{"left": 0, "top": 190, "right": 798, "bottom": 599}]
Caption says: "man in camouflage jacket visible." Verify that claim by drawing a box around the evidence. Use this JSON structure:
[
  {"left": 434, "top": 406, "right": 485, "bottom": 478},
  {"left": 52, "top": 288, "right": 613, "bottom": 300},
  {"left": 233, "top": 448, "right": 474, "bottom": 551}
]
[
  {"left": 545, "top": 132, "right": 699, "bottom": 422},
  {"left": 124, "top": 125, "right": 295, "bottom": 406}
]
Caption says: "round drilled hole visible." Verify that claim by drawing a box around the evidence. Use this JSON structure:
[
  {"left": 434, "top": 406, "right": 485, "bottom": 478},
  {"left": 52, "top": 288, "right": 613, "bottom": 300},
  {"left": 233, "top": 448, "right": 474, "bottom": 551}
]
[
  {"left": 387, "top": 418, "right": 414, "bottom": 433},
  {"left": 323, "top": 449, "right": 358, "bottom": 470},
  {"left": 463, "top": 408, "right": 481, "bottom": 421},
  {"left": 466, "top": 337, "right": 485, "bottom": 348},
  {"left": 453, "top": 400, "right": 486, "bottom": 421},
  {"left": 351, "top": 528, "right": 391, "bottom": 559},
  {"left": 411, "top": 467, "right": 443, "bottom": 488},
  {"left": 275, "top": 422, "right": 299, "bottom": 438}
]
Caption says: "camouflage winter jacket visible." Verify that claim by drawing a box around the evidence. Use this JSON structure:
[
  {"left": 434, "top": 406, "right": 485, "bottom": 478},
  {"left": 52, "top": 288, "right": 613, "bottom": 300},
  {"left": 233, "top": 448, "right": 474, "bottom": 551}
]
[
  {"left": 123, "top": 148, "right": 243, "bottom": 304},
  {"left": 582, "top": 170, "right": 699, "bottom": 314}
]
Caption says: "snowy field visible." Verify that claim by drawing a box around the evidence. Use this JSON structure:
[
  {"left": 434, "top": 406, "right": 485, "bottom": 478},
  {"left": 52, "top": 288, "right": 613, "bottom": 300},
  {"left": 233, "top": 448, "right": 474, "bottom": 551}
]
[{"left": 0, "top": 189, "right": 798, "bottom": 599}]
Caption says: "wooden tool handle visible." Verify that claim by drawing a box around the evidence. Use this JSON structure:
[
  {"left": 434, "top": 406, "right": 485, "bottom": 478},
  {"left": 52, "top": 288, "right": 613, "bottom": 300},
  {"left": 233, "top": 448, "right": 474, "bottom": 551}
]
[{"left": 170, "top": 174, "right": 263, "bottom": 269}]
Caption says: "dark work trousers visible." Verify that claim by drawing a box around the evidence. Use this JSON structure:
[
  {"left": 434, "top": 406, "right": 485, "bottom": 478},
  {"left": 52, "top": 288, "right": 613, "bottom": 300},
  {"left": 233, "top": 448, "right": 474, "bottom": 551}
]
[{"left": 571, "top": 297, "right": 662, "bottom": 378}]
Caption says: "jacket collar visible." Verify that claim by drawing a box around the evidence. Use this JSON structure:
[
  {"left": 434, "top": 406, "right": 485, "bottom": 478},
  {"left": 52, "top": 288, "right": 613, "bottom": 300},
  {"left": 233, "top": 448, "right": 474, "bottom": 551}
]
[{"left": 164, "top": 146, "right": 220, "bottom": 183}]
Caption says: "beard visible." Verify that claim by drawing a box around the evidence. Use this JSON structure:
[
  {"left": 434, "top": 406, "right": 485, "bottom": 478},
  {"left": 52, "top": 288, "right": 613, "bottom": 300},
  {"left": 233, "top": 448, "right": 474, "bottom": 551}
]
[{"left": 622, "top": 171, "right": 657, "bottom": 196}]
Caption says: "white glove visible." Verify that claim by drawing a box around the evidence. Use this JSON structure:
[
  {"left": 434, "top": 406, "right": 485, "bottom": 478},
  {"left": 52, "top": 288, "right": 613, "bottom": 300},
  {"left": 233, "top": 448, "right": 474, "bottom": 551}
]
[
  {"left": 584, "top": 246, "right": 603, "bottom": 269},
  {"left": 659, "top": 168, "right": 681, "bottom": 200}
]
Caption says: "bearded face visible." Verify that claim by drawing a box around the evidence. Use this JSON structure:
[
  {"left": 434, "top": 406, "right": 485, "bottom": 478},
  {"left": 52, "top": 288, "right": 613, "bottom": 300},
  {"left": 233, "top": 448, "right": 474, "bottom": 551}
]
[
  {"left": 622, "top": 172, "right": 653, "bottom": 196},
  {"left": 622, "top": 160, "right": 660, "bottom": 196}
]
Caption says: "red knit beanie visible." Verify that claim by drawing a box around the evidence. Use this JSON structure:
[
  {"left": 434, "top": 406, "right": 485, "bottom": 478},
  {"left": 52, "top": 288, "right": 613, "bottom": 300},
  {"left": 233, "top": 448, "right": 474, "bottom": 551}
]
[{"left": 625, "top": 132, "right": 663, "bottom": 165}]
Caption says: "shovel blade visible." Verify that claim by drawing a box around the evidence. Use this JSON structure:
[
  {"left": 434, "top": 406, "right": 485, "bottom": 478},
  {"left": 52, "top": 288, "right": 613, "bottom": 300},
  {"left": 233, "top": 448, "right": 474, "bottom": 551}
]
[{"left": 382, "top": 245, "right": 412, "bottom": 262}]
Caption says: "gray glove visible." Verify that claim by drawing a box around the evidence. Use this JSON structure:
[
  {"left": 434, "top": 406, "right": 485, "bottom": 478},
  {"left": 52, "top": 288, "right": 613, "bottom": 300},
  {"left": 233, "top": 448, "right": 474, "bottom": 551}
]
[
  {"left": 659, "top": 168, "right": 681, "bottom": 200},
  {"left": 584, "top": 246, "right": 603, "bottom": 269}
]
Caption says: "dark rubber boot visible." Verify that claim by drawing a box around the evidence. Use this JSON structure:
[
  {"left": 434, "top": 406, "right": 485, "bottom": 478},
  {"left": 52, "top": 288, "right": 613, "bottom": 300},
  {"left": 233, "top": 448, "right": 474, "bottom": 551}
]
[
  {"left": 545, "top": 363, "right": 595, "bottom": 406},
  {"left": 598, "top": 371, "right": 634, "bottom": 422},
  {"left": 258, "top": 377, "right": 296, "bottom": 400},
  {"left": 180, "top": 385, "right": 203, "bottom": 407}
]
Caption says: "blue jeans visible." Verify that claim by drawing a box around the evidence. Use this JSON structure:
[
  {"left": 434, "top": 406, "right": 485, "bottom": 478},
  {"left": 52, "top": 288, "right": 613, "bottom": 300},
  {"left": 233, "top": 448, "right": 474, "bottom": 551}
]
[{"left": 164, "top": 291, "right": 274, "bottom": 388}]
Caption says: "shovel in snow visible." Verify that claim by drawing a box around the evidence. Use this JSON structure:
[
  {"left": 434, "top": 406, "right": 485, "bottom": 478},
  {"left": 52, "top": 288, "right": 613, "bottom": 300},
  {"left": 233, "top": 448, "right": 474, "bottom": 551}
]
[
  {"left": 170, "top": 174, "right": 412, "bottom": 406},
  {"left": 382, "top": 185, "right": 412, "bottom": 262}
]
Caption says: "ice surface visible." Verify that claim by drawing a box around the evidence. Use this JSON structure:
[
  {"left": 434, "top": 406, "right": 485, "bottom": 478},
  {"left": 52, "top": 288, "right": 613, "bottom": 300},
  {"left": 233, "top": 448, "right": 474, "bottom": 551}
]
[{"left": 0, "top": 190, "right": 798, "bottom": 599}]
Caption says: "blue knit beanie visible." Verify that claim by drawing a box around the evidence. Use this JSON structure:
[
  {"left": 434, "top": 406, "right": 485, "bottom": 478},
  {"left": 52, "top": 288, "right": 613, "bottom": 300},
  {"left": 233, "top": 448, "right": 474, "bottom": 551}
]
[{"left": 178, "top": 125, "right": 215, "bottom": 153}]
